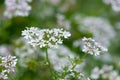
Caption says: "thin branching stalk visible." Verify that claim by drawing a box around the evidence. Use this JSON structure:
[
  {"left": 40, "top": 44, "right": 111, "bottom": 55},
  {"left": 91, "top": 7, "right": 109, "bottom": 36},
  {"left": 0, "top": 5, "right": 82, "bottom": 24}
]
[
  {"left": 45, "top": 48, "right": 50, "bottom": 67},
  {"left": 45, "top": 48, "right": 54, "bottom": 79}
]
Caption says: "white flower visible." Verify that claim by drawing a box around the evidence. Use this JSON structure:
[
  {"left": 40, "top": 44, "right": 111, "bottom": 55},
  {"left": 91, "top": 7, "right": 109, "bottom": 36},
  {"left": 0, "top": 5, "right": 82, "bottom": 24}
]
[
  {"left": 91, "top": 65, "right": 120, "bottom": 80},
  {"left": 4, "top": 0, "right": 32, "bottom": 18},
  {"left": 22, "top": 27, "right": 71, "bottom": 48},
  {"left": 103, "top": 0, "right": 120, "bottom": 12},
  {"left": 0, "top": 45, "right": 11, "bottom": 56},
  {"left": 109, "top": 70, "right": 120, "bottom": 80},
  {"left": 56, "top": 14, "right": 71, "bottom": 30},
  {"left": 0, "top": 55, "right": 17, "bottom": 79},
  {"left": 82, "top": 37, "right": 108, "bottom": 56},
  {"left": 0, "top": 70, "right": 8, "bottom": 79},
  {"left": 1, "top": 55, "right": 17, "bottom": 73},
  {"left": 111, "top": 0, "right": 120, "bottom": 12},
  {"left": 90, "top": 67, "right": 101, "bottom": 79},
  {"left": 76, "top": 16, "right": 116, "bottom": 48},
  {"left": 101, "top": 65, "right": 113, "bottom": 72},
  {"left": 103, "top": 0, "right": 112, "bottom": 4},
  {"left": 101, "top": 65, "right": 113, "bottom": 79},
  {"left": 63, "top": 31, "right": 71, "bottom": 38}
]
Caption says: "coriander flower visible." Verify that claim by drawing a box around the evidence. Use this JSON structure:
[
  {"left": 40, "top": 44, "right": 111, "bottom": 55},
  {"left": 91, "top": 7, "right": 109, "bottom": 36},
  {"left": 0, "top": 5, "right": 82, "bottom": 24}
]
[
  {"left": 4, "top": 0, "right": 32, "bottom": 18},
  {"left": 91, "top": 65, "right": 120, "bottom": 80},
  {"left": 78, "top": 16, "right": 116, "bottom": 48},
  {"left": 22, "top": 27, "right": 71, "bottom": 48},
  {"left": 90, "top": 67, "right": 101, "bottom": 79},
  {"left": 56, "top": 14, "right": 71, "bottom": 30},
  {"left": 103, "top": 0, "right": 112, "bottom": 4},
  {"left": 82, "top": 37, "right": 108, "bottom": 56},
  {"left": 103, "top": 0, "right": 120, "bottom": 12},
  {"left": 0, "top": 70, "right": 8, "bottom": 79},
  {"left": 0, "top": 55, "right": 17, "bottom": 79}
]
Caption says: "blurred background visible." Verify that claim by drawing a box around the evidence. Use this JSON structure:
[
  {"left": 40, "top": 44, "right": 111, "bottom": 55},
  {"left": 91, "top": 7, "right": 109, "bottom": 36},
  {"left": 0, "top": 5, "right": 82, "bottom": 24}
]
[{"left": 0, "top": 0, "right": 120, "bottom": 80}]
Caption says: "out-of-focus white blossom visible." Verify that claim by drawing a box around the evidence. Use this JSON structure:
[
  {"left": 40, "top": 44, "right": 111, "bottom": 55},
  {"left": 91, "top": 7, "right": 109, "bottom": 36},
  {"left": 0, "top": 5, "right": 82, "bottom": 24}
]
[
  {"left": 91, "top": 65, "right": 120, "bottom": 80},
  {"left": 56, "top": 14, "right": 71, "bottom": 30},
  {"left": 22, "top": 27, "right": 71, "bottom": 48},
  {"left": 111, "top": 0, "right": 120, "bottom": 12},
  {"left": 101, "top": 65, "right": 113, "bottom": 79},
  {"left": 0, "top": 70, "right": 8, "bottom": 80},
  {"left": 82, "top": 37, "right": 108, "bottom": 56},
  {"left": 0, "top": 55, "right": 17, "bottom": 80},
  {"left": 103, "top": 0, "right": 120, "bottom": 12},
  {"left": 109, "top": 71, "right": 120, "bottom": 80},
  {"left": 90, "top": 67, "right": 102, "bottom": 79},
  {"left": 103, "top": 0, "right": 112, "bottom": 4},
  {"left": 4, "top": 0, "right": 32, "bottom": 18},
  {"left": 14, "top": 38, "right": 37, "bottom": 67},
  {"left": 0, "top": 45, "right": 11, "bottom": 56},
  {"left": 101, "top": 65, "right": 113, "bottom": 72},
  {"left": 77, "top": 17, "right": 116, "bottom": 48}
]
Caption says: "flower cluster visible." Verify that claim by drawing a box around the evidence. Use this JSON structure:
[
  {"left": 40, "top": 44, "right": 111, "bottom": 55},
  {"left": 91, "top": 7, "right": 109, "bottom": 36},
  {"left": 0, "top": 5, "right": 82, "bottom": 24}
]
[
  {"left": 77, "top": 16, "right": 116, "bottom": 48},
  {"left": 0, "top": 55, "right": 17, "bottom": 79},
  {"left": 103, "top": 0, "right": 120, "bottom": 12},
  {"left": 82, "top": 37, "right": 108, "bottom": 56},
  {"left": 91, "top": 65, "right": 120, "bottom": 80},
  {"left": 4, "top": 0, "right": 32, "bottom": 18},
  {"left": 22, "top": 27, "right": 71, "bottom": 48}
]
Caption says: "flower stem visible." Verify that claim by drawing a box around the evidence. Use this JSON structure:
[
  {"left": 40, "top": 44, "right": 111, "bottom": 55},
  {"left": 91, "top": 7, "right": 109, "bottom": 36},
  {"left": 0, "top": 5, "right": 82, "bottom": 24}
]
[
  {"left": 8, "top": 74, "right": 15, "bottom": 80},
  {"left": 45, "top": 48, "right": 53, "bottom": 79},
  {"left": 82, "top": 53, "right": 87, "bottom": 59},
  {"left": 80, "top": 53, "right": 88, "bottom": 63},
  {"left": 45, "top": 48, "right": 50, "bottom": 66}
]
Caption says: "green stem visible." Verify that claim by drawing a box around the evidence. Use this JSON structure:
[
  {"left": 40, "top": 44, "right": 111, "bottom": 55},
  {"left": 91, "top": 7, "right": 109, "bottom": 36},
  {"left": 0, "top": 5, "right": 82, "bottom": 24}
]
[
  {"left": 45, "top": 48, "right": 50, "bottom": 66},
  {"left": 80, "top": 53, "right": 88, "bottom": 63},
  {"left": 8, "top": 74, "right": 15, "bottom": 80},
  {"left": 82, "top": 53, "right": 87, "bottom": 59},
  {"left": 45, "top": 48, "right": 53, "bottom": 79}
]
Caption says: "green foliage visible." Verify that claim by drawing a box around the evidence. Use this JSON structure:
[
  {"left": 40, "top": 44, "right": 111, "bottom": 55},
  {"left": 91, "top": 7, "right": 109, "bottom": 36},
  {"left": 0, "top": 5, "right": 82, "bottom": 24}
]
[{"left": 0, "top": 0, "right": 120, "bottom": 80}]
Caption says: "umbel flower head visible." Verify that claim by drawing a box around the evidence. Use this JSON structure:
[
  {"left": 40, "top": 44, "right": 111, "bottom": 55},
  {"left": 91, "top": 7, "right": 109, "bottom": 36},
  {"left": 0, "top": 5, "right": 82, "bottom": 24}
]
[
  {"left": 0, "top": 55, "right": 17, "bottom": 79},
  {"left": 4, "top": 0, "right": 32, "bottom": 18},
  {"left": 82, "top": 37, "right": 108, "bottom": 56},
  {"left": 22, "top": 27, "right": 71, "bottom": 48}
]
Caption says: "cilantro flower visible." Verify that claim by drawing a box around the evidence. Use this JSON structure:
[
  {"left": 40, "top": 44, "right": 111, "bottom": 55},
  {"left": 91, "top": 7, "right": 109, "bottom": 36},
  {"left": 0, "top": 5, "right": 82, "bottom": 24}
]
[
  {"left": 0, "top": 55, "right": 17, "bottom": 79},
  {"left": 22, "top": 27, "right": 71, "bottom": 48},
  {"left": 82, "top": 37, "right": 108, "bottom": 56}
]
